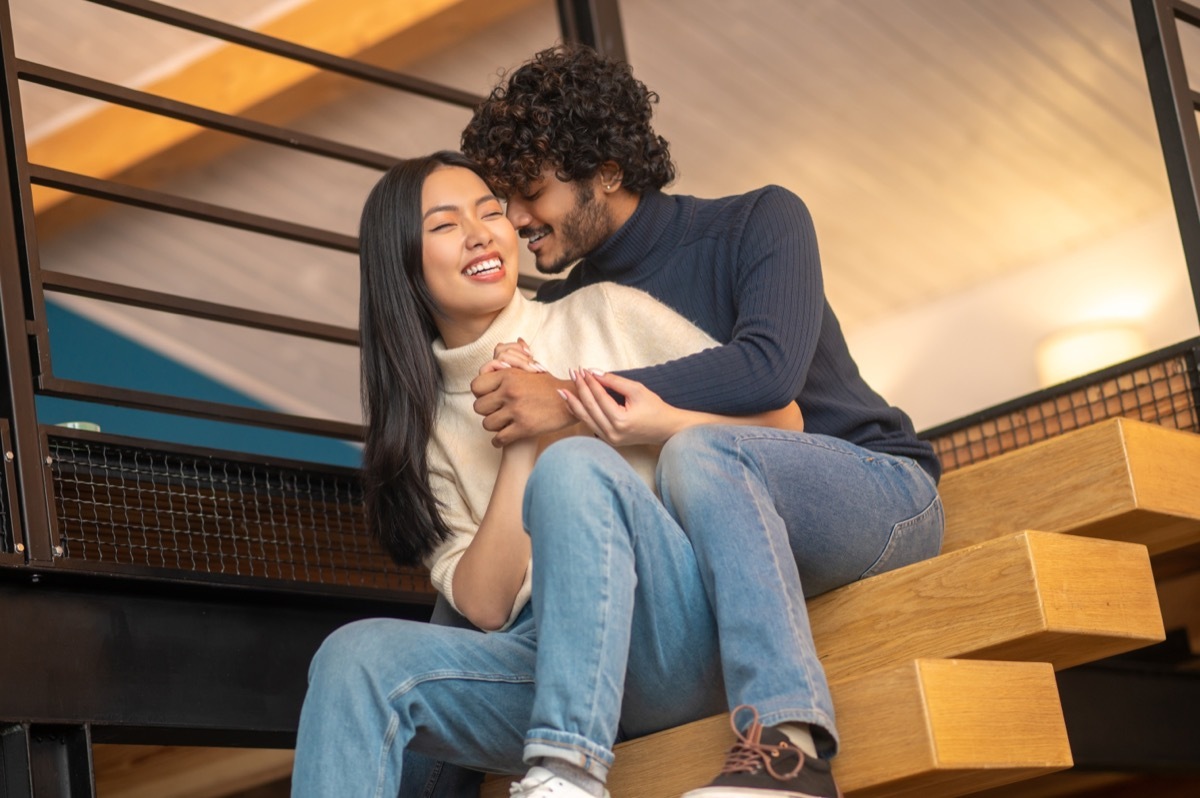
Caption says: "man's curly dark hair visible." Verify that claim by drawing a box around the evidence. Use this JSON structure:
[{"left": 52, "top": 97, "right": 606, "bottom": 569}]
[{"left": 461, "top": 44, "right": 675, "bottom": 197}]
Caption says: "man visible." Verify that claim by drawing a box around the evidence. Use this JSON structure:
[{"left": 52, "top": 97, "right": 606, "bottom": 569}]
[{"left": 461, "top": 44, "right": 943, "bottom": 798}]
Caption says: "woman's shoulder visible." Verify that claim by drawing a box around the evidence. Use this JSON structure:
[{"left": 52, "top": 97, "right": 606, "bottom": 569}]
[
  {"left": 552, "top": 282, "right": 670, "bottom": 315},
  {"left": 540, "top": 281, "right": 715, "bottom": 355}
]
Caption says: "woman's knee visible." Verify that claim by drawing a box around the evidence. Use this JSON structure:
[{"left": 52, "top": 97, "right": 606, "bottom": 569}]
[
  {"left": 524, "top": 437, "right": 645, "bottom": 550},
  {"left": 528, "top": 437, "right": 618, "bottom": 492},
  {"left": 308, "top": 619, "right": 392, "bottom": 687},
  {"left": 525, "top": 437, "right": 631, "bottom": 525},
  {"left": 308, "top": 618, "right": 451, "bottom": 696}
]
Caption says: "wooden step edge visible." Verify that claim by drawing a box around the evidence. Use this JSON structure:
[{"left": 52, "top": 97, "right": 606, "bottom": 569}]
[
  {"left": 93, "top": 745, "right": 294, "bottom": 798},
  {"left": 483, "top": 658, "right": 1070, "bottom": 798},
  {"left": 938, "top": 418, "right": 1200, "bottom": 556},
  {"left": 811, "top": 530, "right": 1165, "bottom": 680}
]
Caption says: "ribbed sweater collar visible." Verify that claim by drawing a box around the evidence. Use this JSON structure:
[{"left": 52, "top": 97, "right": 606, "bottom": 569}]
[
  {"left": 432, "top": 292, "right": 547, "bottom": 394},
  {"left": 583, "top": 190, "right": 680, "bottom": 277}
]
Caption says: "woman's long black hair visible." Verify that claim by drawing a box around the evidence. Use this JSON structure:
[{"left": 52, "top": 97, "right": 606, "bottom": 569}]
[{"left": 359, "top": 150, "right": 486, "bottom": 566}]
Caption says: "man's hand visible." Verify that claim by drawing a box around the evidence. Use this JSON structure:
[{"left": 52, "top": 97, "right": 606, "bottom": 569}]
[{"left": 471, "top": 370, "right": 577, "bottom": 447}]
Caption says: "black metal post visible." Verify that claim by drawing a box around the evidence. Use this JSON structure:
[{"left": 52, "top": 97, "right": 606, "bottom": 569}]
[
  {"left": 0, "top": 724, "right": 94, "bottom": 798},
  {"left": 0, "top": 0, "right": 53, "bottom": 564},
  {"left": 1132, "top": 0, "right": 1200, "bottom": 324},
  {"left": 556, "top": 0, "right": 627, "bottom": 61}
]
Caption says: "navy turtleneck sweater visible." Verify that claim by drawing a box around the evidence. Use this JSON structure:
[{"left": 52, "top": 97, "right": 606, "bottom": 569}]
[{"left": 536, "top": 186, "right": 941, "bottom": 482}]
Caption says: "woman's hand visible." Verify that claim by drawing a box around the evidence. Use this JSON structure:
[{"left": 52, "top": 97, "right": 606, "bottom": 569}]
[
  {"left": 559, "top": 369, "right": 688, "bottom": 446},
  {"left": 560, "top": 368, "right": 806, "bottom": 447},
  {"left": 479, "top": 337, "right": 548, "bottom": 375}
]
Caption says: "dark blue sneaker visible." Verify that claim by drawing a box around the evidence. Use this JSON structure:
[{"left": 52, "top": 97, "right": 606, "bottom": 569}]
[{"left": 683, "top": 706, "right": 842, "bottom": 798}]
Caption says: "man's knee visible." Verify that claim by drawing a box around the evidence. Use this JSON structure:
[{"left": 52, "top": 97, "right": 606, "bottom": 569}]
[{"left": 657, "top": 426, "right": 738, "bottom": 496}]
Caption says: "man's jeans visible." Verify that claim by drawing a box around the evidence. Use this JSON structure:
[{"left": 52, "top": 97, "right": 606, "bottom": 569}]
[{"left": 291, "top": 427, "right": 942, "bottom": 797}]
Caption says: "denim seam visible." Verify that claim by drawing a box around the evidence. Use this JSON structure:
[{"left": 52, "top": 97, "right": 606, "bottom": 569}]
[
  {"left": 373, "top": 714, "right": 401, "bottom": 798},
  {"left": 859, "top": 493, "right": 943, "bottom": 581},
  {"left": 385, "top": 669, "right": 536, "bottom": 702},
  {"left": 725, "top": 428, "right": 872, "bottom": 462},
  {"left": 585, "top": 483, "right": 618, "bottom": 744},
  {"left": 732, "top": 435, "right": 832, "bottom": 745}
]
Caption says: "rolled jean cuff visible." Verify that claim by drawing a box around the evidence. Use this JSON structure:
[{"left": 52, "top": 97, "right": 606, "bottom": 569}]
[{"left": 524, "top": 728, "right": 615, "bottom": 782}]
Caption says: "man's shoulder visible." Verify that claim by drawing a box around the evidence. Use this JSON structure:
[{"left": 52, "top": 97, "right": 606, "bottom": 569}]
[{"left": 685, "top": 184, "right": 809, "bottom": 229}]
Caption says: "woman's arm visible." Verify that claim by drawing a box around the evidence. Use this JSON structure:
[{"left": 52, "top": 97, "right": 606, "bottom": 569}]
[
  {"left": 561, "top": 369, "right": 803, "bottom": 448},
  {"left": 449, "top": 437, "right": 537, "bottom": 631}
]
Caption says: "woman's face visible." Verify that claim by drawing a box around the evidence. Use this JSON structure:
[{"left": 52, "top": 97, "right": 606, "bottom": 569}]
[{"left": 420, "top": 165, "right": 520, "bottom": 348}]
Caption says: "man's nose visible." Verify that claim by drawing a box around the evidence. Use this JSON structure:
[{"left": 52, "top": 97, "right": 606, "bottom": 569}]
[{"left": 506, "top": 198, "right": 531, "bottom": 229}]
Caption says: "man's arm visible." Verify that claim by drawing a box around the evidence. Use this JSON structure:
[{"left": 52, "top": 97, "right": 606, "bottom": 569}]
[
  {"left": 472, "top": 189, "right": 822, "bottom": 443},
  {"left": 620, "top": 188, "right": 825, "bottom": 414}
]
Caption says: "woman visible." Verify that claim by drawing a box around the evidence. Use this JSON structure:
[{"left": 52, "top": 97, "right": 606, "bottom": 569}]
[{"left": 292, "top": 152, "right": 803, "bottom": 798}]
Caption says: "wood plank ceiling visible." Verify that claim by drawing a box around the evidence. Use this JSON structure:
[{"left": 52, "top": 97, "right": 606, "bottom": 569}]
[{"left": 6, "top": 0, "right": 1187, "bottom": 428}]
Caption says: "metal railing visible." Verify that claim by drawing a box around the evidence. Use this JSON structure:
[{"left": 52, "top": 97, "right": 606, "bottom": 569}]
[
  {"left": 1133, "top": 0, "right": 1200, "bottom": 320},
  {"left": 0, "top": 0, "right": 584, "bottom": 597},
  {"left": 922, "top": 337, "right": 1200, "bottom": 472}
]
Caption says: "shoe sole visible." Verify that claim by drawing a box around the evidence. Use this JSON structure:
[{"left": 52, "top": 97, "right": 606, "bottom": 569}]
[{"left": 682, "top": 789, "right": 839, "bottom": 798}]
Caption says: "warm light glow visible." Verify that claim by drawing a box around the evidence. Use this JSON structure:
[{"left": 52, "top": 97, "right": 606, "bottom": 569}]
[{"left": 1035, "top": 324, "right": 1148, "bottom": 387}]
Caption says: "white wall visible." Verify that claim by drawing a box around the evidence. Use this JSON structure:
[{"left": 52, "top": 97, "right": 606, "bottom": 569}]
[{"left": 847, "top": 210, "right": 1200, "bottom": 431}]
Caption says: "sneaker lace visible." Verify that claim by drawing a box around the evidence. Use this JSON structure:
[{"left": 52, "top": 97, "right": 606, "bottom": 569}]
[
  {"left": 509, "top": 767, "right": 564, "bottom": 797},
  {"left": 718, "top": 704, "right": 804, "bottom": 782},
  {"left": 508, "top": 772, "right": 546, "bottom": 796}
]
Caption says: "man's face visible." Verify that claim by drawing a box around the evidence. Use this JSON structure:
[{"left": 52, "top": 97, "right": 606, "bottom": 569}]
[{"left": 505, "top": 167, "right": 613, "bottom": 274}]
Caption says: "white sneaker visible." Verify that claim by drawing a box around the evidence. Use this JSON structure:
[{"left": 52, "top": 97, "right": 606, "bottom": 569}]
[{"left": 509, "top": 766, "right": 611, "bottom": 798}]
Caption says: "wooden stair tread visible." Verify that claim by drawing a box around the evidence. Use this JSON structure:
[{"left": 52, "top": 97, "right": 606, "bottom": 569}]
[
  {"left": 938, "top": 418, "right": 1200, "bottom": 557},
  {"left": 810, "top": 529, "right": 1163, "bottom": 678},
  {"left": 92, "top": 745, "right": 293, "bottom": 798},
  {"left": 482, "top": 659, "right": 1072, "bottom": 798},
  {"left": 481, "top": 530, "right": 1161, "bottom": 797}
]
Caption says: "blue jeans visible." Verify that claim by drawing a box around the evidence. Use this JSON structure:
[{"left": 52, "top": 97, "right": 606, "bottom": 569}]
[
  {"left": 291, "top": 428, "right": 941, "bottom": 797},
  {"left": 654, "top": 426, "right": 943, "bottom": 752}
]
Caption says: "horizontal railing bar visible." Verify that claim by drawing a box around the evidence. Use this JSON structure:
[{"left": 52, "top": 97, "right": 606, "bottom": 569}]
[
  {"left": 43, "top": 271, "right": 359, "bottom": 345},
  {"left": 86, "top": 0, "right": 483, "bottom": 108},
  {"left": 1169, "top": 0, "right": 1200, "bottom": 30},
  {"left": 517, "top": 273, "right": 546, "bottom": 292},
  {"left": 46, "top": 423, "right": 363, "bottom": 478},
  {"left": 40, "top": 376, "right": 363, "bottom": 440},
  {"left": 29, "top": 164, "right": 358, "bottom": 251},
  {"left": 17, "top": 60, "right": 399, "bottom": 171},
  {"left": 42, "top": 558, "right": 434, "bottom": 607}
]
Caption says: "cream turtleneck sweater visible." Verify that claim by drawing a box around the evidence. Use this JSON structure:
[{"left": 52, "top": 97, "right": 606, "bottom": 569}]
[{"left": 427, "top": 283, "right": 717, "bottom": 629}]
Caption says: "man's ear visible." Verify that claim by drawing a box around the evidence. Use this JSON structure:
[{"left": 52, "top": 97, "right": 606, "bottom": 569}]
[{"left": 597, "top": 161, "right": 623, "bottom": 193}]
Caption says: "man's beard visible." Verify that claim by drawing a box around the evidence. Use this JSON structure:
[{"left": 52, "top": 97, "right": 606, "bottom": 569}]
[{"left": 536, "top": 183, "right": 611, "bottom": 274}]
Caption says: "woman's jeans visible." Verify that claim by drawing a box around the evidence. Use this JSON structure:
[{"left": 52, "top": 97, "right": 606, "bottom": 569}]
[{"left": 291, "top": 428, "right": 942, "bottom": 798}]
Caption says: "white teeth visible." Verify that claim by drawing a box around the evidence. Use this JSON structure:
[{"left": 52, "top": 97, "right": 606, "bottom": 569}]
[{"left": 464, "top": 258, "right": 502, "bottom": 277}]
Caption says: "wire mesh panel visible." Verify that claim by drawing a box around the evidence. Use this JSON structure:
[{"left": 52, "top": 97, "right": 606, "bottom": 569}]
[
  {"left": 47, "top": 431, "right": 431, "bottom": 598},
  {"left": 925, "top": 340, "right": 1200, "bottom": 474}
]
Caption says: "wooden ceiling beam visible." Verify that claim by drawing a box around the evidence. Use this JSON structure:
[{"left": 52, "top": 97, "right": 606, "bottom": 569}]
[{"left": 25, "top": 0, "right": 539, "bottom": 230}]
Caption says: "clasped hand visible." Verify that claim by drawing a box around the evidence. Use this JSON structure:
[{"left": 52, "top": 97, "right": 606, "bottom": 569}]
[{"left": 472, "top": 340, "right": 677, "bottom": 447}]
